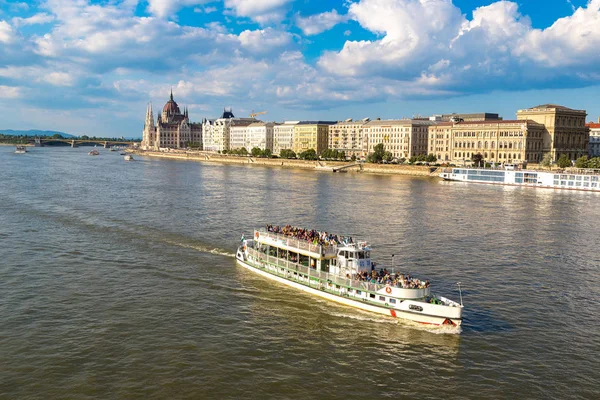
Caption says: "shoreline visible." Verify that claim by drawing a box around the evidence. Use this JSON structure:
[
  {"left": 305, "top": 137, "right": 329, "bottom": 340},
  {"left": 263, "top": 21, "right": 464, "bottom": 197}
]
[{"left": 131, "top": 150, "right": 439, "bottom": 177}]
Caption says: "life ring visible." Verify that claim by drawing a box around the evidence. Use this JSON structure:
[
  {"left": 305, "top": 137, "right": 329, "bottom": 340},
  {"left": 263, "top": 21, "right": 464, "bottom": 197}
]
[
  {"left": 255, "top": 232, "right": 259, "bottom": 239},
  {"left": 385, "top": 286, "right": 392, "bottom": 294}
]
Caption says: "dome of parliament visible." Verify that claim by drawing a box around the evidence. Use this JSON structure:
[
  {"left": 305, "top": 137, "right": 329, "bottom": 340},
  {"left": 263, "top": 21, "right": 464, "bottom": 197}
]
[{"left": 162, "top": 90, "right": 181, "bottom": 115}]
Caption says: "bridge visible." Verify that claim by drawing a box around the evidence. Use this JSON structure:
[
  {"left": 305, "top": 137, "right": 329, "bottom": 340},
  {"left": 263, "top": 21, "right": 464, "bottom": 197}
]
[
  {"left": 29, "top": 138, "right": 139, "bottom": 148},
  {"left": 333, "top": 162, "right": 363, "bottom": 172}
]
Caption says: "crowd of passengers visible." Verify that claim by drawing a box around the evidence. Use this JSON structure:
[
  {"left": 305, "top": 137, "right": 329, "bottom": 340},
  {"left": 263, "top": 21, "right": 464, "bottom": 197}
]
[
  {"left": 350, "top": 269, "right": 430, "bottom": 289},
  {"left": 266, "top": 224, "right": 354, "bottom": 247}
]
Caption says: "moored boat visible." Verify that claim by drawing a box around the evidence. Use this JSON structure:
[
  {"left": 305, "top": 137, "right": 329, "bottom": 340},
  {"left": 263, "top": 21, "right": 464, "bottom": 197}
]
[
  {"left": 236, "top": 226, "right": 463, "bottom": 329},
  {"left": 440, "top": 165, "right": 600, "bottom": 192}
]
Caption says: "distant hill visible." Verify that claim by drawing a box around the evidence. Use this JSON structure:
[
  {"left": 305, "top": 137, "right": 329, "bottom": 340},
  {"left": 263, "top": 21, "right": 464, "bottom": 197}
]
[{"left": 0, "top": 129, "right": 76, "bottom": 138}]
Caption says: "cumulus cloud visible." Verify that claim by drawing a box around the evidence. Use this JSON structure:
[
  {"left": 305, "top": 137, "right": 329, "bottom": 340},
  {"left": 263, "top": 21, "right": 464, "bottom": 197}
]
[
  {"left": 0, "top": 20, "right": 14, "bottom": 43},
  {"left": 296, "top": 9, "right": 348, "bottom": 36},
  {"left": 224, "top": 0, "right": 292, "bottom": 24},
  {"left": 12, "top": 13, "right": 55, "bottom": 27},
  {"left": 146, "top": 0, "right": 210, "bottom": 18}
]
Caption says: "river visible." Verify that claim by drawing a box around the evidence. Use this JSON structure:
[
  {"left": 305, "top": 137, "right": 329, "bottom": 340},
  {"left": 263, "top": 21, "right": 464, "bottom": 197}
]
[{"left": 1, "top": 146, "right": 598, "bottom": 399}]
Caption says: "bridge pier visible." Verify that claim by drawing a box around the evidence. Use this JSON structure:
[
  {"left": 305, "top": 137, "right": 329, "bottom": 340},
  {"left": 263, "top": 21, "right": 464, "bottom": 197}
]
[
  {"left": 71, "top": 140, "right": 77, "bottom": 148},
  {"left": 104, "top": 142, "right": 108, "bottom": 149}
]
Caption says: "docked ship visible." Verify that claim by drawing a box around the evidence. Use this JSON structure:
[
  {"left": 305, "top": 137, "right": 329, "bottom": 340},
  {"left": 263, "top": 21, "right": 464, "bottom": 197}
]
[
  {"left": 440, "top": 165, "right": 600, "bottom": 192},
  {"left": 236, "top": 226, "right": 463, "bottom": 328}
]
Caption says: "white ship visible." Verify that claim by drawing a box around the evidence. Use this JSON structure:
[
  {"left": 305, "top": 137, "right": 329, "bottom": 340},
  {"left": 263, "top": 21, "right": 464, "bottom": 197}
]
[
  {"left": 236, "top": 226, "right": 463, "bottom": 328},
  {"left": 440, "top": 165, "right": 600, "bottom": 192},
  {"left": 15, "top": 145, "right": 27, "bottom": 154}
]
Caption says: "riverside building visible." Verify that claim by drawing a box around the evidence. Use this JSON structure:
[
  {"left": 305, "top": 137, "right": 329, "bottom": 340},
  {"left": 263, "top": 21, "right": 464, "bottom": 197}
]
[
  {"left": 230, "top": 122, "right": 275, "bottom": 152},
  {"left": 293, "top": 121, "right": 336, "bottom": 155},
  {"left": 364, "top": 119, "right": 435, "bottom": 159},
  {"left": 588, "top": 119, "right": 600, "bottom": 157},
  {"left": 428, "top": 120, "right": 545, "bottom": 164},
  {"left": 517, "top": 104, "right": 589, "bottom": 161},
  {"left": 141, "top": 91, "right": 202, "bottom": 150},
  {"left": 202, "top": 108, "right": 255, "bottom": 152},
  {"left": 328, "top": 119, "right": 369, "bottom": 159},
  {"left": 273, "top": 121, "right": 299, "bottom": 156}
]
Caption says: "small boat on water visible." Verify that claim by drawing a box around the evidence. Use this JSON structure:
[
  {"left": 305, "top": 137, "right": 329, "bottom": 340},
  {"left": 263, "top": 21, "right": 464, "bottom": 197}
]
[
  {"left": 124, "top": 154, "right": 134, "bottom": 161},
  {"left": 15, "top": 146, "right": 27, "bottom": 154},
  {"left": 88, "top": 149, "right": 99, "bottom": 156},
  {"left": 236, "top": 225, "right": 464, "bottom": 328}
]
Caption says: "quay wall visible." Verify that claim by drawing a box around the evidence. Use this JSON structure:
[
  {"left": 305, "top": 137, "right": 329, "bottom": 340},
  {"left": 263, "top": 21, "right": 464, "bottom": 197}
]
[{"left": 132, "top": 150, "right": 436, "bottom": 177}]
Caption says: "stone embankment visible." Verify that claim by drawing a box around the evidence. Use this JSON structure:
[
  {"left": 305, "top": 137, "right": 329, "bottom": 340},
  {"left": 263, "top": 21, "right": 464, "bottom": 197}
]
[{"left": 133, "top": 150, "right": 438, "bottom": 177}]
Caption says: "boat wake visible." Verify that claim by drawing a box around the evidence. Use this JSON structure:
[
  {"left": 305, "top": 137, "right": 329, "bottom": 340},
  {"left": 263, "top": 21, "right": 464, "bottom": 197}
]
[
  {"left": 162, "top": 239, "right": 235, "bottom": 258},
  {"left": 329, "top": 311, "right": 462, "bottom": 334}
]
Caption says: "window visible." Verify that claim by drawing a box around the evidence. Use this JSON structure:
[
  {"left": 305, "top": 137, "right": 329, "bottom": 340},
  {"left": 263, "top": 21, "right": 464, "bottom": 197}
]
[
  {"left": 356, "top": 290, "right": 361, "bottom": 295},
  {"left": 379, "top": 296, "right": 386, "bottom": 301},
  {"left": 389, "top": 298, "right": 397, "bottom": 304},
  {"left": 369, "top": 293, "right": 375, "bottom": 299}
]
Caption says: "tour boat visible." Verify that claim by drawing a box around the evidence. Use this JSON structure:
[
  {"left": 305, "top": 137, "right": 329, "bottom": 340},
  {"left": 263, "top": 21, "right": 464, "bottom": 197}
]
[
  {"left": 440, "top": 166, "right": 600, "bottom": 192},
  {"left": 124, "top": 154, "right": 134, "bottom": 161},
  {"left": 236, "top": 227, "right": 464, "bottom": 328},
  {"left": 15, "top": 146, "right": 27, "bottom": 154},
  {"left": 88, "top": 149, "right": 99, "bottom": 156}
]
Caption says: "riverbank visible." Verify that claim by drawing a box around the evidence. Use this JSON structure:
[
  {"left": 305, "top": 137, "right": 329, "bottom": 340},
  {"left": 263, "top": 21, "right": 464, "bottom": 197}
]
[{"left": 132, "top": 150, "right": 438, "bottom": 176}]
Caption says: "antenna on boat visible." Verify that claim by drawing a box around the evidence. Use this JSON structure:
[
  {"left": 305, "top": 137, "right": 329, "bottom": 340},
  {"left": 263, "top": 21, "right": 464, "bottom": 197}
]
[
  {"left": 456, "top": 282, "right": 463, "bottom": 306},
  {"left": 391, "top": 254, "right": 395, "bottom": 274}
]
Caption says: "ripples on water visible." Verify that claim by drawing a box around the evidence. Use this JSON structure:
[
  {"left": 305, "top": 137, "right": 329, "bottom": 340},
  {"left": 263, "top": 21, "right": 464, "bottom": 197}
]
[{"left": 1, "top": 147, "right": 598, "bottom": 399}]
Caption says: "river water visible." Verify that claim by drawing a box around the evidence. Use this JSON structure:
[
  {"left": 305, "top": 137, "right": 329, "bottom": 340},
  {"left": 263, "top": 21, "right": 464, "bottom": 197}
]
[{"left": 1, "top": 146, "right": 598, "bottom": 399}]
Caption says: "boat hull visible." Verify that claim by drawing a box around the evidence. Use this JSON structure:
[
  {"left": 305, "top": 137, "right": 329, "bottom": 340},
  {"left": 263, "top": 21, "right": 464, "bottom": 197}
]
[{"left": 236, "top": 256, "right": 462, "bottom": 327}]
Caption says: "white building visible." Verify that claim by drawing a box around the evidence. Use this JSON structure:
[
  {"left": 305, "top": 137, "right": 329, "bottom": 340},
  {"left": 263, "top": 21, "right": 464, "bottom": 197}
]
[
  {"left": 273, "top": 121, "right": 299, "bottom": 155},
  {"left": 202, "top": 108, "right": 255, "bottom": 152},
  {"left": 248, "top": 122, "right": 275, "bottom": 151},
  {"left": 588, "top": 120, "right": 600, "bottom": 157},
  {"left": 365, "top": 119, "right": 437, "bottom": 159}
]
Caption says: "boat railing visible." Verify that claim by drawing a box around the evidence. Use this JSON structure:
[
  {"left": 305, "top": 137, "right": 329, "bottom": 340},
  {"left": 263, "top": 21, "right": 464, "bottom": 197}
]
[
  {"left": 248, "top": 247, "right": 389, "bottom": 293},
  {"left": 255, "top": 230, "right": 338, "bottom": 256}
]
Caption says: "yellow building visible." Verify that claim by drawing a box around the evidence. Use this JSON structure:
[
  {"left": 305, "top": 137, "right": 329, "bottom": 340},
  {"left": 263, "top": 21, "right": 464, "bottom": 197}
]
[
  {"left": 517, "top": 104, "right": 589, "bottom": 161},
  {"left": 293, "top": 121, "right": 335, "bottom": 154},
  {"left": 428, "top": 120, "right": 545, "bottom": 164}
]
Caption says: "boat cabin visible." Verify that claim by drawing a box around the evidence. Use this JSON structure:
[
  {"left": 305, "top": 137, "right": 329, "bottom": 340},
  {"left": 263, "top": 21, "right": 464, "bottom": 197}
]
[{"left": 331, "top": 244, "right": 372, "bottom": 276}]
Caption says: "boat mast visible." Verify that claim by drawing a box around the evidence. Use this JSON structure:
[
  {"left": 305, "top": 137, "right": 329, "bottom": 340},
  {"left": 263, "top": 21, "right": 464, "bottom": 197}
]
[{"left": 456, "top": 282, "right": 463, "bottom": 306}]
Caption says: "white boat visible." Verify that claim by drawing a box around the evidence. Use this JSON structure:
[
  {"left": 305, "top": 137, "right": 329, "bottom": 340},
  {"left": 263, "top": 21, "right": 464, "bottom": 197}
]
[
  {"left": 88, "top": 149, "right": 99, "bottom": 156},
  {"left": 124, "top": 154, "right": 134, "bottom": 161},
  {"left": 236, "top": 227, "right": 464, "bottom": 328},
  {"left": 440, "top": 166, "right": 600, "bottom": 192},
  {"left": 15, "top": 145, "right": 27, "bottom": 154}
]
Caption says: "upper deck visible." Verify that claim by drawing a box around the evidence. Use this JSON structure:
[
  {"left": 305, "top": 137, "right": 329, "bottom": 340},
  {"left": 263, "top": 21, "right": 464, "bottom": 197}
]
[{"left": 254, "top": 229, "right": 340, "bottom": 258}]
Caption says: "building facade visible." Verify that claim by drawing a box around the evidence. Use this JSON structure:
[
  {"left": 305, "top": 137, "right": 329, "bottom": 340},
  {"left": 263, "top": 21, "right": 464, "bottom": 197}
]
[
  {"left": 328, "top": 120, "right": 369, "bottom": 158},
  {"left": 141, "top": 91, "right": 202, "bottom": 150},
  {"left": 273, "top": 121, "right": 299, "bottom": 155},
  {"left": 230, "top": 122, "right": 275, "bottom": 151},
  {"left": 588, "top": 120, "right": 600, "bottom": 157},
  {"left": 202, "top": 108, "right": 255, "bottom": 152},
  {"left": 428, "top": 120, "right": 546, "bottom": 164},
  {"left": 517, "top": 104, "right": 589, "bottom": 161},
  {"left": 364, "top": 119, "right": 435, "bottom": 159},
  {"left": 293, "top": 121, "right": 335, "bottom": 155}
]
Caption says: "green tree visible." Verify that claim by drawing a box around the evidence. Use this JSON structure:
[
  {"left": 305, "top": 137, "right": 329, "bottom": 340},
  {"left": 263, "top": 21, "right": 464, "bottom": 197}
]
[
  {"left": 280, "top": 149, "right": 296, "bottom": 159},
  {"left": 426, "top": 154, "right": 437, "bottom": 163},
  {"left": 239, "top": 147, "right": 248, "bottom": 156},
  {"left": 575, "top": 155, "right": 589, "bottom": 168},
  {"left": 251, "top": 147, "right": 262, "bottom": 157},
  {"left": 588, "top": 157, "right": 600, "bottom": 169},
  {"left": 52, "top": 133, "right": 63, "bottom": 139},
  {"left": 261, "top": 148, "right": 272, "bottom": 158},
  {"left": 367, "top": 143, "right": 385, "bottom": 163},
  {"left": 350, "top": 154, "right": 356, "bottom": 161},
  {"left": 540, "top": 153, "right": 553, "bottom": 168},
  {"left": 472, "top": 153, "right": 484, "bottom": 167},
  {"left": 383, "top": 151, "right": 393, "bottom": 162},
  {"left": 299, "top": 149, "right": 317, "bottom": 160},
  {"left": 557, "top": 154, "right": 572, "bottom": 168}
]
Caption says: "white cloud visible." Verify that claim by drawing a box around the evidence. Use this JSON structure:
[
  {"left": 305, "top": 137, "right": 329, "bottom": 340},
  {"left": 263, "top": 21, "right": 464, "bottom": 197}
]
[
  {"left": 146, "top": 0, "right": 209, "bottom": 18},
  {"left": 296, "top": 9, "right": 347, "bottom": 36},
  {"left": 0, "top": 20, "right": 14, "bottom": 43},
  {"left": 224, "top": 0, "right": 292, "bottom": 24},
  {"left": 0, "top": 85, "right": 21, "bottom": 98},
  {"left": 237, "top": 28, "right": 293, "bottom": 52},
  {"left": 12, "top": 13, "right": 55, "bottom": 27},
  {"left": 43, "top": 71, "right": 74, "bottom": 86},
  {"left": 194, "top": 5, "right": 217, "bottom": 13}
]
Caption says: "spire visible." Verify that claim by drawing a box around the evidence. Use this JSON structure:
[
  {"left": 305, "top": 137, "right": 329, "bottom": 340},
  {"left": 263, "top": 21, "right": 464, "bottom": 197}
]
[{"left": 170, "top": 87, "right": 173, "bottom": 101}]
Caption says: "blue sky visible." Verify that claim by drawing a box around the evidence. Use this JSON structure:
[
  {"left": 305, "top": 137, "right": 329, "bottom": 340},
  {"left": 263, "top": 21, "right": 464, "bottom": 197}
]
[{"left": 1, "top": 0, "right": 599, "bottom": 138}]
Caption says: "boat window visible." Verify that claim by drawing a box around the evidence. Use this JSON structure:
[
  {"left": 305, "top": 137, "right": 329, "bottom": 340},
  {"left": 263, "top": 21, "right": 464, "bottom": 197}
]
[
  {"left": 369, "top": 293, "right": 376, "bottom": 299},
  {"left": 358, "top": 252, "right": 365, "bottom": 259},
  {"left": 409, "top": 305, "right": 423, "bottom": 312},
  {"left": 356, "top": 290, "right": 362, "bottom": 295},
  {"left": 576, "top": 176, "right": 583, "bottom": 181},
  {"left": 389, "top": 298, "right": 397, "bottom": 304},
  {"left": 364, "top": 251, "right": 370, "bottom": 258},
  {"left": 379, "top": 296, "right": 386, "bottom": 301}
]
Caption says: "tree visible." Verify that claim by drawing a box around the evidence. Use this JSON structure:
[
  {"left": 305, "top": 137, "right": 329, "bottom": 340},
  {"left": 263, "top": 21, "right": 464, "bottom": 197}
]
[
  {"left": 588, "top": 157, "right": 600, "bottom": 169},
  {"left": 426, "top": 154, "right": 437, "bottom": 163},
  {"left": 350, "top": 154, "right": 356, "bottom": 161},
  {"left": 472, "top": 153, "right": 484, "bottom": 167},
  {"left": 367, "top": 143, "right": 385, "bottom": 163},
  {"left": 540, "top": 153, "right": 552, "bottom": 168},
  {"left": 575, "top": 155, "right": 589, "bottom": 168},
  {"left": 251, "top": 147, "right": 262, "bottom": 157},
  {"left": 383, "top": 151, "right": 393, "bottom": 163},
  {"left": 239, "top": 147, "right": 248, "bottom": 156},
  {"left": 261, "top": 149, "right": 272, "bottom": 158},
  {"left": 280, "top": 149, "right": 296, "bottom": 159},
  {"left": 299, "top": 149, "right": 317, "bottom": 160},
  {"left": 557, "top": 154, "right": 572, "bottom": 168},
  {"left": 52, "top": 133, "right": 63, "bottom": 139}
]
